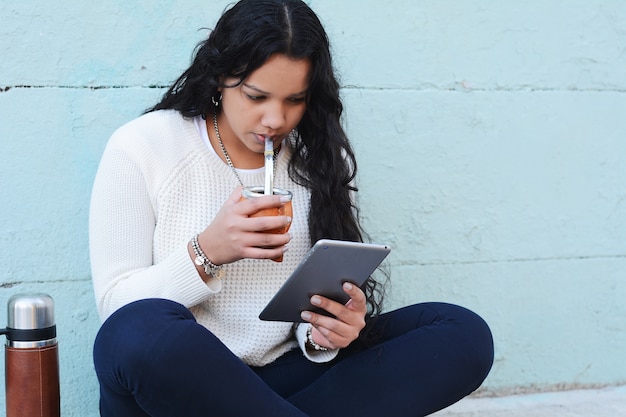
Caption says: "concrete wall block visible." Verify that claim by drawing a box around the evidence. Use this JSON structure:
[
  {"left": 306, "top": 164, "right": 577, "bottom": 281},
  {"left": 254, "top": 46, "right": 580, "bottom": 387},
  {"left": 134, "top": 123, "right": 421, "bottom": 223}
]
[
  {"left": 0, "top": 88, "right": 164, "bottom": 285},
  {"left": 391, "top": 258, "right": 626, "bottom": 394},
  {"left": 343, "top": 89, "right": 626, "bottom": 265},
  {"left": 320, "top": 0, "right": 626, "bottom": 91},
  {"left": 1, "top": 0, "right": 231, "bottom": 87}
]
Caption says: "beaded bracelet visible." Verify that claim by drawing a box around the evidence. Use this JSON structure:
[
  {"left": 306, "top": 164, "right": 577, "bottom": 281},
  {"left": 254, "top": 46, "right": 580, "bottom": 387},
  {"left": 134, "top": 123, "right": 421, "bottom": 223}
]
[
  {"left": 191, "top": 234, "right": 224, "bottom": 280},
  {"left": 306, "top": 326, "right": 328, "bottom": 351}
]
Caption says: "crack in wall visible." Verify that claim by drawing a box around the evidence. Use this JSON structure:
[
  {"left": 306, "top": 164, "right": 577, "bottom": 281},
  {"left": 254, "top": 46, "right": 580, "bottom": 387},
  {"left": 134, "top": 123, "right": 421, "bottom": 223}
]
[
  {"left": 349, "top": 85, "right": 626, "bottom": 93},
  {"left": 0, "top": 277, "right": 91, "bottom": 288},
  {"left": 2, "top": 85, "right": 626, "bottom": 93},
  {"left": 401, "top": 253, "right": 626, "bottom": 267},
  {"left": 0, "top": 85, "right": 169, "bottom": 92}
]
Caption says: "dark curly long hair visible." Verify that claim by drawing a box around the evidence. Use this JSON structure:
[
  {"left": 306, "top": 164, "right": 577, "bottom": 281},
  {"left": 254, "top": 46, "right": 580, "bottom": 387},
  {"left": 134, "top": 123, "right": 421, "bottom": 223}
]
[{"left": 148, "top": 0, "right": 386, "bottom": 332}]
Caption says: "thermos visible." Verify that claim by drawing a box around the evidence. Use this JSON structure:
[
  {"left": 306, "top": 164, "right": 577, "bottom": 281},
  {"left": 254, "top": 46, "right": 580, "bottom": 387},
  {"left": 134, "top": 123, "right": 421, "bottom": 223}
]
[{"left": 1, "top": 293, "right": 60, "bottom": 417}]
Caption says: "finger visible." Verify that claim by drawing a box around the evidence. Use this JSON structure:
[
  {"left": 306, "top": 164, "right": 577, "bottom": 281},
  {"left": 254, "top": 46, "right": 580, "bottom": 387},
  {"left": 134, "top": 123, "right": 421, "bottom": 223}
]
[
  {"left": 240, "top": 193, "right": 289, "bottom": 215},
  {"left": 308, "top": 290, "right": 366, "bottom": 325},
  {"left": 300, "top": 312, "right": 341, "bottom": 349},
  {"left": 225, "top": 186, "right": 244, "bottom": 206},
  {"left": 303, "top": 296, "right": 364, "bottom": 336},
  {"left": 310, "top": 326, "right": 341, "bottom": 350},
  {"left": 244, "top": 214, "right": 292, "bottom": 233},
  {"left": 239, "top": 230, "right": 291, "bottom": 251},
  {"left": 239, "top": 244, "right": 289, "bottom": 260},
  {"left": 342, "top": 282, "right": 367, "bottom": 312},
  {"left": 301, "top": 313, "right": 357, "bottom": 349}
]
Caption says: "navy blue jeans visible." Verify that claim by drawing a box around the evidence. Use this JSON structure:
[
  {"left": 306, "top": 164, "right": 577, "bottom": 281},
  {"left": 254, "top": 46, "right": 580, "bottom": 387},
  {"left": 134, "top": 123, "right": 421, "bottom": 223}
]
[{"left": 94, "top": 299, "right": 493, "bottom": 416}]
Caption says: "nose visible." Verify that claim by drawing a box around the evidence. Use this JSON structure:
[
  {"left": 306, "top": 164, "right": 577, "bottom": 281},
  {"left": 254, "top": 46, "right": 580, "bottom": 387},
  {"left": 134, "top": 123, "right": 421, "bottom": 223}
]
[{"left": 261, "top": 101, "right": 286, "bottom": 131}]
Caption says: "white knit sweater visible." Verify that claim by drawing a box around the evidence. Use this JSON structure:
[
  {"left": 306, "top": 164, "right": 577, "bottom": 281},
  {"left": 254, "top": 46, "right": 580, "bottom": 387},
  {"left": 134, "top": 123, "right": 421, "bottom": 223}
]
[{"left": 90, "top": 110, "right": 337, "bottom": 366}]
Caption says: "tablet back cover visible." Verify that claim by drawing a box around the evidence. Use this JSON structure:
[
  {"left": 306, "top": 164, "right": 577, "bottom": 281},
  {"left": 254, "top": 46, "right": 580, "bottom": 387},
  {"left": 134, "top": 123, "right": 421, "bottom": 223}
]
[{"left": 259, "top": 239, "right": 390, "bottom": 322}]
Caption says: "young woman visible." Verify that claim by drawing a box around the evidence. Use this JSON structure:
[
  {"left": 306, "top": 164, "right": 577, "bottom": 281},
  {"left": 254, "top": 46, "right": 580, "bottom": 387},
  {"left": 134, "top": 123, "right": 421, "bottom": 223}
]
[{"left": 90, "top": 0, "right": 494, "bottom": 415}]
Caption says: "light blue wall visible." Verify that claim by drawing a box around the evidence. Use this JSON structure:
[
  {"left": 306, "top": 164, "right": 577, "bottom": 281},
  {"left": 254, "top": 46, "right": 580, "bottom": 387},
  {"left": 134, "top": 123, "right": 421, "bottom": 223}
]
[{"left": 1, "top": 0, "right": 625, "bottom": 414}]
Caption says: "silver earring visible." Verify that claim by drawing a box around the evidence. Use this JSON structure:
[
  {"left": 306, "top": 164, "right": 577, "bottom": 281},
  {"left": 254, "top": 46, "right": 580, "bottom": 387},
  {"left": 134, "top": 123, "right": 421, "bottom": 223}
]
[{"left": 211, "top": 93, "right": 222, "bottom": 107}]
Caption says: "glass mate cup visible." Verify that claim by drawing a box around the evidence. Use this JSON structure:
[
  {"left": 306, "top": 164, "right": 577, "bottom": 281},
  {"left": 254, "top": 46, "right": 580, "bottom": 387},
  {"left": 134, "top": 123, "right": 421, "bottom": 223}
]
[{"left": 241, "top": 186, "right": 293, "bottom": 262}]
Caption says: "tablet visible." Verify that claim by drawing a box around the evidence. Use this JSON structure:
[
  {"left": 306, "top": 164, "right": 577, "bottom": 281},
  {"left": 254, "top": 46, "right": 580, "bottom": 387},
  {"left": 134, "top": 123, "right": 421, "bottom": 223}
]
[{"left": 259, "top": 239, "right": 391, "bottom": 322}]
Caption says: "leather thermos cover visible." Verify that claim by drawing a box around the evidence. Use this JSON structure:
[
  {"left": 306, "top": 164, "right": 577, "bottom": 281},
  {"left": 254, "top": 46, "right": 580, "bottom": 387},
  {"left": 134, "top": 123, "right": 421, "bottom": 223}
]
[{"left": 5, "top": 345, "right": 60, "bottom": 417}]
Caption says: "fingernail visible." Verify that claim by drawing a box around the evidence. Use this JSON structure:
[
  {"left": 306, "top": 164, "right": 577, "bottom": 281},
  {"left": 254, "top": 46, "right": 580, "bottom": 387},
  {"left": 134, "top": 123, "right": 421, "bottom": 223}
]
[
  {"left": 301, "top": 311, "right": 312, "bottom": 321},
  {"left": 285, "top": 216, "right": 292, "bottom": 224},
  {"left": 280, "top": 196, "right": 291, "bottom": 203},
  {"left": 310, "top": 296, "right": 322, "bottom": 306},
  {"left": 343, "top": 282, "right": 353, "bottom": 291}
]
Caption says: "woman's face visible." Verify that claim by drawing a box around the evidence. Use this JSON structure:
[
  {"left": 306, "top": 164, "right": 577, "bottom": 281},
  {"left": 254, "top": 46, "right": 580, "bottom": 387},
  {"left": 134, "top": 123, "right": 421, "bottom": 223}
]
[{"left": 217, "top": 53, "right": 311, "bottom": 167}]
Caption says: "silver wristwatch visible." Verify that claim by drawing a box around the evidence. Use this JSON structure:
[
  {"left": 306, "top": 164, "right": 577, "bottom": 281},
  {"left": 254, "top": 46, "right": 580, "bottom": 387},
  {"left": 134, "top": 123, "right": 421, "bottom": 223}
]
[{"left": 191, "top": 234, "right": 224, "bottom": 280}]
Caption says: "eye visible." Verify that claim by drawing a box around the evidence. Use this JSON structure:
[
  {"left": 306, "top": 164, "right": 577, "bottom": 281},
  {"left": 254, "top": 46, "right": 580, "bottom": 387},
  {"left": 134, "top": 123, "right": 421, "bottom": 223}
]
[
  {"left": 289, "top": 96, "right": 306, "bottom": 104},
  {"left": 246, "top": 94, "right": 266, "bottom": 101}
]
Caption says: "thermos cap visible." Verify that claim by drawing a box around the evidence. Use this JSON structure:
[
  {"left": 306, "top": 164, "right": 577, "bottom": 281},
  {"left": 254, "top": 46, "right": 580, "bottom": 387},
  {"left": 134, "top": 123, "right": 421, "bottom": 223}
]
[{"left": 7, "top": 293, "right": 55, "bottom": 330}]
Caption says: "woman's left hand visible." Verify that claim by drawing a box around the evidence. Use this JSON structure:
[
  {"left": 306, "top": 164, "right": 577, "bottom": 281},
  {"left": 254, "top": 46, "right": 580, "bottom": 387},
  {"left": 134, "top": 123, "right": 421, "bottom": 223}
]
[{"left": 301, "top": 282, "right": 367, "bottom": 350}]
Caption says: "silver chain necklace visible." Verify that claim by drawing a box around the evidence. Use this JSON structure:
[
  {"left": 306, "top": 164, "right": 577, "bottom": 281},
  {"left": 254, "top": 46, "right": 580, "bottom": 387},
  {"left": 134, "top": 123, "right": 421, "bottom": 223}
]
[{"left": 213, "top": 111, "right": 278, "bottom": 187}]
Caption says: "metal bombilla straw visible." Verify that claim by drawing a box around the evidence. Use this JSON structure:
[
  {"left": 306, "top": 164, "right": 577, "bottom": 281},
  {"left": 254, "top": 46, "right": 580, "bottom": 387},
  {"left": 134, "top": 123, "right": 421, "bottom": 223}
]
[{"left": 264, "top": 136, "right": 274, "bottom": 195}]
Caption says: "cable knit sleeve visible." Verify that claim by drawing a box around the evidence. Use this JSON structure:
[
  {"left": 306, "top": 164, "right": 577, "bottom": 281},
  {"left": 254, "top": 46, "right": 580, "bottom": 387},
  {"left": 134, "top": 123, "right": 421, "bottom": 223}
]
[{"left": 89, "top": 121, "right": 220, "bottom": 321}]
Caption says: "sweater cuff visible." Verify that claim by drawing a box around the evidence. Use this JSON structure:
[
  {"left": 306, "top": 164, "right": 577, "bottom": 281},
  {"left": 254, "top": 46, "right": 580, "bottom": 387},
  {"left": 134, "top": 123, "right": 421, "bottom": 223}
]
[
  {"left": 164, "top": 244, "right": 222, "bottom": 305},
  {"left": 295, "top": 323, "right": 339, "bottom": 363}
]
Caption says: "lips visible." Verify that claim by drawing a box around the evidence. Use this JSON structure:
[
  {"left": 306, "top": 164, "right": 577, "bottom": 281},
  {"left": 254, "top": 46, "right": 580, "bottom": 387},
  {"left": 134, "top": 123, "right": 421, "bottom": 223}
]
[{"left": 255, "top": 133, "right": 279, "bottom": 145}]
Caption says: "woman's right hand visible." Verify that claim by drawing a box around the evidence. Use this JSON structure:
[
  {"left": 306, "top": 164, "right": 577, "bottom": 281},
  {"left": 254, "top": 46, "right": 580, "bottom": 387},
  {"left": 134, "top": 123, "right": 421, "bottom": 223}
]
[{"left": 196, "top": 187, "right": 292, "bottom": 266}]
